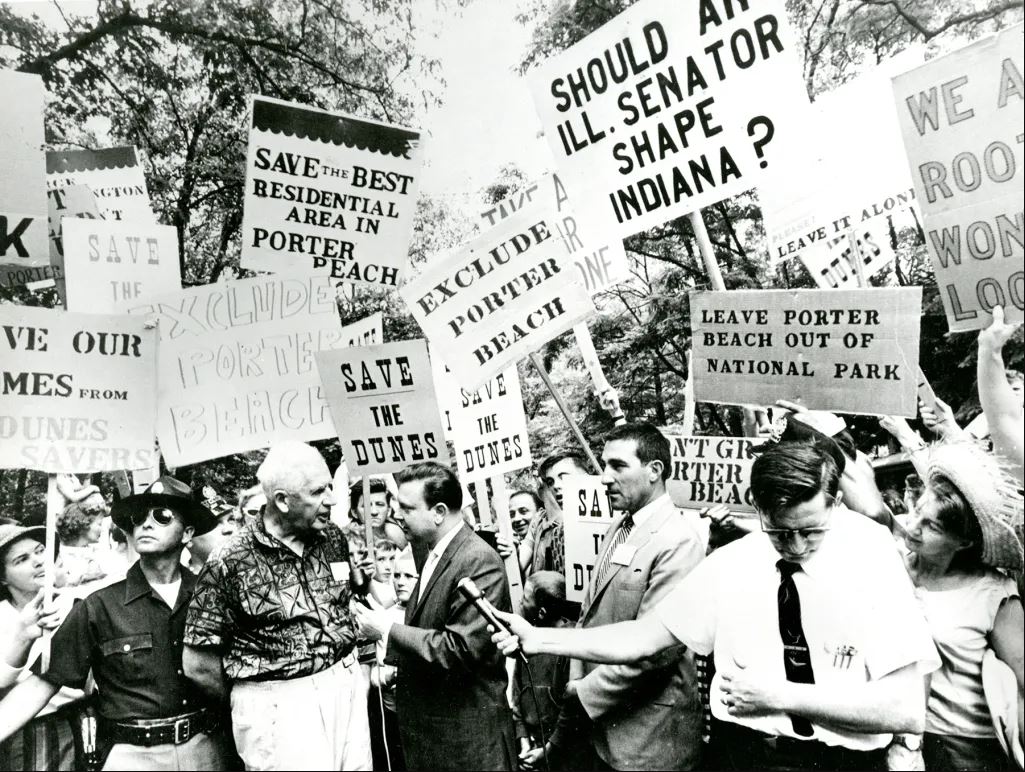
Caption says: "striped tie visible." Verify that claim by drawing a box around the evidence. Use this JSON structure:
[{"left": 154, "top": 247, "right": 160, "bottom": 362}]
[{"left": 591, "top": 515, "right": 634, "bottom": 592}]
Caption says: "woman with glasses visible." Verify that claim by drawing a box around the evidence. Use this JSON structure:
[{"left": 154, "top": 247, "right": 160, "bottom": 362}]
[
  {"left": 900, "top": 443, "right": 1023, "bottom": 771},
  {"left": 0, "top": 524, "right": 83, "bottom": 771}
]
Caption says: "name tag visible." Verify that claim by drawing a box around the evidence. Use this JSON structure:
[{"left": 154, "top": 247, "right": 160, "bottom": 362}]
[
  {"left": 611, "top": 544, "right": 637, "bottom": 565},
  {"left": 330, "top": 562, "right": 350, "bottom": 582}
]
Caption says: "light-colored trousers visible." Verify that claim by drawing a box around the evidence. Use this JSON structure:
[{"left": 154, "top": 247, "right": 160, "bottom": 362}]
[
  {"left": 102, "top": 731, "right": 230, "bottom": 771},
  {"left": 230, "top": 654, "right": 372, "bottom": 771}
]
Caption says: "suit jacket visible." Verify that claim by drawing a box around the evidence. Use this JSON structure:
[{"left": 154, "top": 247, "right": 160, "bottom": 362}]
[
  {"left": 385, "top": 525, "right": 516, "bottom": 771},
  {"left": 573, "top": 494, "right": 705, "bottom": 770}
]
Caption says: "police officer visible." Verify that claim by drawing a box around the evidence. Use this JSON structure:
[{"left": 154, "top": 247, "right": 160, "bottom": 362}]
[{"left": 0, "top": 476, "right": 232, "bottom": 770}]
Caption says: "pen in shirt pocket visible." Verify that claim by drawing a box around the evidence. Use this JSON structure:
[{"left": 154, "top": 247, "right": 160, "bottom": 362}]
[{"left": 825, "top": 642, "right": 858, "bottom": 669}]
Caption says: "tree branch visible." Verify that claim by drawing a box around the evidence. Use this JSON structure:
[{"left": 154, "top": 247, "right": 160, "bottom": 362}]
[{"left": 855, "top": 0, "right": 1022, "bottom": 40}]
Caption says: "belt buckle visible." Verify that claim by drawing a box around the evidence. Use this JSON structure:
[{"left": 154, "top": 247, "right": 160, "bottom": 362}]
[{"left": 173, "top": 717, "right": 191, "bottom": 745}]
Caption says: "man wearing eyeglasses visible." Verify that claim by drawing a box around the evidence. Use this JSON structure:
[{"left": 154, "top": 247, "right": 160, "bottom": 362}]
[
  {"left": 489, "top": 440, "right": 941, "bottom": 771},
  {"left": 0, "top": 475, "right": 231, "bottom": 771}
]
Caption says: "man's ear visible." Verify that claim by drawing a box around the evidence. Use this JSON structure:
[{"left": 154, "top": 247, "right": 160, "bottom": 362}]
[
  {"left": 648, "top": 459, "right": 665, "bottom": 482},
  {"left": 433, "top": 504, "right": 448, "bottom": 523},
  {"left": 182, "top": 525, "right": 195, "bottom": 546},
  {"left": 271, "top": 489, "right": 290, "bottom": 514}
]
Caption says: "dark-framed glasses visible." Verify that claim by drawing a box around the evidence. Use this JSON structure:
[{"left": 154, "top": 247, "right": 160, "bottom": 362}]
[
  {"left": 759, "top": 494, "right": 840, "bottom": 542},
  {"left": 130, "top": 507, "right": 177, "bottom": 527}
]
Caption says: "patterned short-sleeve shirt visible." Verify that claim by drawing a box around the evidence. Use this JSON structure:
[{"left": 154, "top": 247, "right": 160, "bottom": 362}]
[{"left": 185, "top": 518, "right": 356, "bottom": 682}]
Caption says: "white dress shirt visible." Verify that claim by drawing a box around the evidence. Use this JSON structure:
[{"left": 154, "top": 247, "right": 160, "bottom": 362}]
[
  {"left": 380, "top": 521, "right": 464, "bottom": 651},
  {"left": 655, "top": 507, "right": 940, "bottom": 751},
  {"left": 418, "top": 521, "right": 464, "bottom": 603}
]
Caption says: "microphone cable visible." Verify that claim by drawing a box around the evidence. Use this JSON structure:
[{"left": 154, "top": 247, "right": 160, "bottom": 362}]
[{"left": 520, "top": 656, "right": 551, "bottom": 772}]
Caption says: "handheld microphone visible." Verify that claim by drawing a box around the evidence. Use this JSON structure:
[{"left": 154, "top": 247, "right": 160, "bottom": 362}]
[
  {"left": 457, "top": 577, "right": 526, "bottom": 662},
  {"left": 349, "top": 555, "right": 372, "bottom": 608}
]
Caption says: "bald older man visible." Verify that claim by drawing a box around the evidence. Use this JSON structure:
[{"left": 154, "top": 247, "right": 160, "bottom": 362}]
[{"left": 183, "top": 442, "right": 371, "bottom": 770}]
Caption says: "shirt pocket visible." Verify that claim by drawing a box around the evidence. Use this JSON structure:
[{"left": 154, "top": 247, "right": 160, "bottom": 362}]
[{"left": 100, "top": 633, "right": 154, "bottom": 684}]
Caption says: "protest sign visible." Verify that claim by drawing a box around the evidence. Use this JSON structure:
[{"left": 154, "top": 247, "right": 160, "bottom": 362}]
[
  {"left": 562, "top": 474, "right": 615, "bottom": 603},
  {"left": 526, "top": 0, "right": 808, "bottom": 238},
  {"left": 0, "top": 69, "right": 48, "bottom": 267},
  {"left": 0, "top": 305, "right": 158, "bottom": 473},
  {"left": 401, "top": 206, "right": 595, "bottom": 388},
  {"left": 799, "top": 217, "right": 898, "bottom": 290},
  {"left": 0, "top": 263, "right": 63, "bottom": 293},
  {"left": 128, "top": 275, "right": 381, "bottom": 467},
  {"left": 663, "top": 433, "right": 763, "bottom": 513},
  {"left": 690, "top": 287, "right": 922, "bottom": 416},
  {"left": 480, "top": 172, "right": 630, "bottom": 295},
  {"left": 240, "top": 96, "right": 424, "bottom": 289},
  {"left": 46, "top": 146, "right": 155, "bottom": 223},
  {"left": 316, "top": 339, "right": 447, "bottom": 475},
  {"left": 62, "top": 219, "right": 181, "bottom": 313},
  {"left": 761, "top": 52, "right": 922, "bottom": 266},
  {"left": 893, "top": 24, "right": 1024, "bottom": 332},
  {"left": 433, "top": 361, "right": 532, "bottom": 482}
]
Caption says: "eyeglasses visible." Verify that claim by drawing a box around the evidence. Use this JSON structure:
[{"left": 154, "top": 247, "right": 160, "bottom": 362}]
[
  {"left": 129, "top": 507, "right": 177, "bottom": 527},
  {"left": 760, "top": 523, "right": 831, "bottom": 542},
  {"left": 759, "top": 494, "right": 840, "bottom": 542}
]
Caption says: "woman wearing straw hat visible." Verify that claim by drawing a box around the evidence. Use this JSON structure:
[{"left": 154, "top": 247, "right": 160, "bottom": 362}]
[
  {"left": 0, "top": 524, "right": 83, "bottom": 771},
  {"left": 900, "top": 442, "right": 1024, "bottom": 771}
]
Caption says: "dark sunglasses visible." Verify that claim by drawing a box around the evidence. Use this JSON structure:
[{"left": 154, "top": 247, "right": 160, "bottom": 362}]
[{"left": 129, "top": 507, "right": 178, "bottom": 527}]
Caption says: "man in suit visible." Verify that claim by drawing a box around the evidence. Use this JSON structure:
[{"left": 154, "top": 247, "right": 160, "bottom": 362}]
[
  {"left": 555, "top": 422, "right": 706, "bottom": 771},
  {"left": 353, "top": 461, "right": 516, "bottom": 771}
]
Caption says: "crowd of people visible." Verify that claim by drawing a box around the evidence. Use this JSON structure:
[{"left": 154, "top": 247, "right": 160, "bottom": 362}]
[{"left": 0, "top": 313, "right": 1022, "bottom": 772}]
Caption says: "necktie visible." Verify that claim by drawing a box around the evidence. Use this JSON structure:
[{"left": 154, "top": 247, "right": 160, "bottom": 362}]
[
  {"left": 592, "top": 515, "right": 634, "bottom": 592},
  {"left": 777, "top": 559, "right": 815, "bottom": 737}
]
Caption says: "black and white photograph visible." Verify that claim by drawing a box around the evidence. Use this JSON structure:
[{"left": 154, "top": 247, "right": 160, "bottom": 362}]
[{"left": 0, "top": 0, "right": 1022, "bottom": 770}]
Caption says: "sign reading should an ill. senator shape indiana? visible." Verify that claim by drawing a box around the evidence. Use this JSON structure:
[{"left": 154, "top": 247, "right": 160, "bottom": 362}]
[
  {"left": 240, "top": 96, "right": 425, "bottom": 289},
  {"left": 691, "top": 288, "right": 922, "bottom": 416},
  {"left": 316, "top": 339, "right": 447, "bottom": 476},
  {"left": 526, "top": 0, "right": 809, "bottom": 238}
]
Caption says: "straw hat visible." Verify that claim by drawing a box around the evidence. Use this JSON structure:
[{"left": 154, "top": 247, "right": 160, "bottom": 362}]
[
  {"left": 927, "top": 442, "right": 1024, "bottom": 571},
  {"left": 0, "top": 524, "right": 47, "bottom": 560}
]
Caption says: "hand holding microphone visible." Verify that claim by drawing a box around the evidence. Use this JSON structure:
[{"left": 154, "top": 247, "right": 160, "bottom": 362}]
[{"left": 457, "top": 577, "right": 536, "bottom": 660}]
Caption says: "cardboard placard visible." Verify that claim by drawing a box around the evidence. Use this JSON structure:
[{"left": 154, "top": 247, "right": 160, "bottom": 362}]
[
  {"left": 562, "top": 475, "right": 615, "bottom": 603},
  {"left": 128, "top": 276, "right": 381, "bottom": 466},
  {"left": 480, "top": 172, "right": 630, "bottom": 295},
  {"left": 0, "top": 69, "right": 48, "bottom": 267},
  {"left": 315, "top": 339, "right": 447, "bottom": 475},
  {"left": 432, "top": 360, "right": 532, "bottom": 482},
  {"left": 0, "top": 305, "right": 158, "bottom": 472},
  {"left": 761, "top": 52, "right": 921, "bottom": 265},
  {"left": 690, "top": 287, "right": 922, "bottom": 416},
  {"left": 62, "top": 219, "right": 181, "bottom": 313},
  {"left": 46, "top": 146, "right": 155, "bottom": 223},
  {"left": 47, "top": 185, "right": 102, "bottom": 293},
  {"left": 800, "top": 218, "right": 897, "bottom": 290},
  {"left": 400, "top": 206, "right": 595, "bottom": 388},
  {"left": 240, "top": 96, "right": 424, "bottom": 289},
  {"left": 663, "top": 434, "right": 764, "bottom": 513},
  {"left": 892, "top": 24, "right": 1024, "bottom": 332},
  {"left": 526, "top": 0, "right": 808, "bottom": 238}
]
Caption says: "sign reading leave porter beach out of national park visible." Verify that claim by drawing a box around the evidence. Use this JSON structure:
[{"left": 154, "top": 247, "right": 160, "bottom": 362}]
[{"left": 691, "top": 288, "right": 922, "bottom": 416}]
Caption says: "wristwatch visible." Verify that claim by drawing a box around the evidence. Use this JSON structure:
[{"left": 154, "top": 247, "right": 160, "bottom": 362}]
[{"left": 894, "top": 734, "right": 922, "bottom": 752}]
